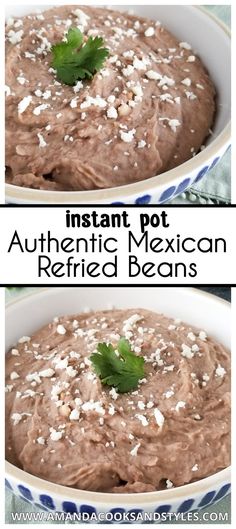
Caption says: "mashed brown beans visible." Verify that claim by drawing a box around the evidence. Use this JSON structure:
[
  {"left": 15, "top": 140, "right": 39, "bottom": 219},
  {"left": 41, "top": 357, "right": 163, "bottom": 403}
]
[
  {"left": 5, "top": 6, "right": 215, "bottom": 191},
  {"left": 5, "top": 309, "right": 230, "bottom": 493}
]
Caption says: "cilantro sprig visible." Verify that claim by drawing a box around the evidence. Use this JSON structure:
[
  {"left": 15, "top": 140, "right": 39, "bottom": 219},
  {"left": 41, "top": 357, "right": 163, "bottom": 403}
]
[
  {"left": 51, "top": 27, "right": 109, "bottom": 85},
  {"left": 90, "top": 338, "right": 145, "bottom": 393}
]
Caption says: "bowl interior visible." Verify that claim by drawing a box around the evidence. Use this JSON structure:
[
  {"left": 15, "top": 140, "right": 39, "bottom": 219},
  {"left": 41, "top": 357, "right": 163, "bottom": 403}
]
[{"left": 6, "top": 287, "right": 230, "bottom": 351}]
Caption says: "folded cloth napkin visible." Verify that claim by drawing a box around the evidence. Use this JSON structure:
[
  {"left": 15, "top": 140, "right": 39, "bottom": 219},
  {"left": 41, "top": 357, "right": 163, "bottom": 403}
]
[{"left": 170, "top": 5, "right": 231, "bottom": 205}]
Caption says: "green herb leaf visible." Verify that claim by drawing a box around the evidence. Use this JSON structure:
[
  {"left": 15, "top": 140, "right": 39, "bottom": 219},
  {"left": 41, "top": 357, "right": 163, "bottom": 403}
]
[
  {"left": 51, "top": 27, "right": 109, "bottom": 85},
  {"left": 90, "top": 338, "right": 145, "bottom": 393}
]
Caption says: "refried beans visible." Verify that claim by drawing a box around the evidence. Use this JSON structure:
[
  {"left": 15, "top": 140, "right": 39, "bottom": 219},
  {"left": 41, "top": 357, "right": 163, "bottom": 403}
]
[
  {"left": 5, "top": 6, "right": 216, "bottom": 191},
  {"left": 5, "top": 308, "right": 230, "bottom": 493}
]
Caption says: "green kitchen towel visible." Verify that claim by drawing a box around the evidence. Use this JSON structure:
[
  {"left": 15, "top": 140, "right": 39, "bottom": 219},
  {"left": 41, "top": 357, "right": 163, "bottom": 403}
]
[{"left": 170, "top": 5, "right": 231, "bottom": 205}]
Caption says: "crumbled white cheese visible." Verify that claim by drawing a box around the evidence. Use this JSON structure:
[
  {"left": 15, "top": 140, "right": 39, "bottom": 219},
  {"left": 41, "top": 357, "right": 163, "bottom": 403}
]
[
  {"left": 181, "top": 343, "right": 194, "bottom": 359},
  {"left": 49, "top": 428, "right": 63, "bottom": 441},
  {"left": 54, "top": 357, "right": 68, "bottom": 370},
  {"left": 7, "top": 17, "right": 14, "bottom": 27},
  {"left": 57, "top": 324, "right": 66, "bottom": 335},
  {"left": 187, "top": 332, "right": 196, "bottom": 341},
  {"left": 11, "top": 412, "right": 31, "bottom": 425},
  {"left": 166, "top": 479, "right": 173, "bottom": 489},
  {"left": 185, "top": 91, "right": 197, "bottom": 101},
  {"left": 26, "top": 372, "right": 41, "bottom": 384},
  {"left": 215, "top": 364, "right": 226, "bottom": 378},
  {"left": 179, "top": 42, "right": 192, "bottom": 50},
  {"left": 37, "top": 436, "right": 45, "bottom": 445},
  {"left": 80, "top": 96, "right": 107, "bottom": 109},
  {"left": 8, "top": 29, "right": 24, "bottom": 45},
  {"left": 133, "top": 57, "right": 147, "bottom": 71},
  {"left": 181, "top": 77, "right": 192, "bottom": 87},
  {"left": 5, "top": 385, "right": 14, "bottom": 393},
  {"left": 131, "top": 83, "right": 143, "bottom": 101},
  {"left": 123, "top": 50, "right": 135, "bottom": 59},
  {"left": 39, "top": 368, "right": 55, "bottom": 378},
  {"left": 135, "top": 414, "right": 149, "bottom": 426},
  {"left": 122, "top": 65, "right": 134, "bottom": 77},
  {"left": 109, "top": 387, "right": 119, "bottom": 400},
  {"left": 19, "top": 335, "right": 31, "bottom": 343},
  {"left": 130, "top": 443, "right": 141, "bottom": 456},
  {"left": 187, "top": 55, "right": 196, "bottom": 62},
  {"left": 5, "top": 85, "right": 11, "bottom": 96},
  {"left": 33, "top": 104, "right": 50, "bottom": 116},
  {"left": 70, "top": 97, "right": 78, "bottom": 109},
  {"left": 11, "top": 413, "right": 23, "bottom": 425},
  {"left": 22, "top": 389, "right": 36, "bottom": 399},
  {"left": 18, "top": 96, "right": 32, "bottom": 114},
  {"left": 145, "top": 27, "right": 155, "bottom": 37},
  {"left": 69, "top": 409, "right": 80, "bottom": 421},
  {"left": 119, "top": 128, "right": 136, "bottom": 143},
  {"left": 199, "top": 331, "right": 207, "bottom": 341},
  {"left": 73, "top": 8, "right": 90, "bottom": 27},
  {"left": 10, "top": 371, "right": 20, "bottom": 381},
  {"left": 175, "top": 401, "right": 186, "bottom": 412},
  {"left": 107, "top": 106, "right": 118, "bottom": 119},
  {"left": 14, "top": 16, "right": 24, "bottom": 27},
  {"left": 146, "top": 70, "right": 162, "bottom": 80},
  {"left": 108, "top": 404, "right": 116, "bottom": 416},
  {"left": 137, "top": 140, "right": 146, "bottom": 149},
  {"left": 164, "top": 389, "right": 174, "bottom": 399},
  {"left": 42, "top": 90, "right": 51, "bottom": 100},
  {"left": 137, "top": 401, "right": 145, "bottom": 410},
  {"left": 168, "top": 119, "right": 181, "bottom": 133},
  {"left": 73, "top": 80, "right": 83, "bottom": 93},
  {"left": 158, "top": 75, "right": 175, "bottom": 88},
  {"left": 153, "top": 408, "right": 165, "bottom": 427},
  {"left": 174, "top": 96, "right": 181, "bottom": 105},
  {"left": 82, "top": 400, "right": 105, "bottom": 415},
  {"left": 100, "top": 68, "right": 110, "bottom": 78},
  {"left": 159, "top": 93, "right": 173, "bottom": 103},
  {"left": 37, "top": 132, "right": 47, "bottom": 148},
  {"left": 25, "top": 51, "right": 35, "bottom": 60},
  {"left": 66, "top": 365, "right": 77, "bottom": 378},
  {"left": 107, "top": 95, "right": 116, "bottom": 104},
  {"left": 17, "top": 76, "right": 26, "bottom": 85},
  {"left": 123, "top": 313, "right": 142, "bottom": 332},
  {"left": 192, "top": 464, "right": 199, "bottom": 472}
]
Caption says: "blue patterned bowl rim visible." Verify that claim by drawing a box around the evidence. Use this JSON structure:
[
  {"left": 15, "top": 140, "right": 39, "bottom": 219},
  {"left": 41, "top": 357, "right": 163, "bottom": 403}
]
[{"left": 5, "top": 461, "right": 231, "bottom": 506}]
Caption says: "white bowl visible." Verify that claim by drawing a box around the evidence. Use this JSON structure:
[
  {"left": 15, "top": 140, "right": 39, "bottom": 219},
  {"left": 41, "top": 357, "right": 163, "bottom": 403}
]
[
  {"left": 5, "top": 287, "right": 231, "bottom": 522},
  {"left": 5, "top": 5, "right": 231, "bottom": 204}
]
